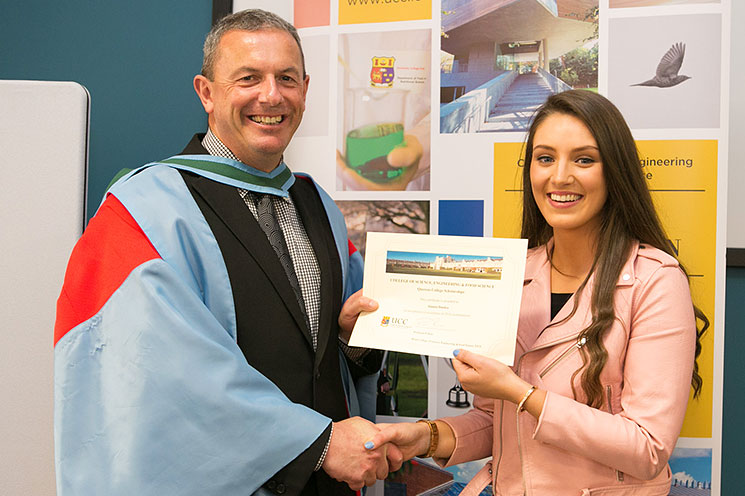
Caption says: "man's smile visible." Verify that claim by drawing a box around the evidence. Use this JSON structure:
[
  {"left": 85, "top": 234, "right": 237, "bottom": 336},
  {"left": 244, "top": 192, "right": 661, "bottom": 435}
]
[{"left": 249, "top": 115, "right": 284, "bottom": 125}]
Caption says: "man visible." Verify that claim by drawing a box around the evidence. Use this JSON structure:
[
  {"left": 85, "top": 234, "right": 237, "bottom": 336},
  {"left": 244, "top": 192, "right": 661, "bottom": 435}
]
[{"left": 54, "top": 9, "right": 398, "bottom": 495}]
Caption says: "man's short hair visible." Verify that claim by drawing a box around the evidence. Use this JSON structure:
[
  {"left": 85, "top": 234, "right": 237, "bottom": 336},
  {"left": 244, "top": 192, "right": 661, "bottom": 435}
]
[{"left": 201, "top": 9, "right": 306, "bottom": 80}]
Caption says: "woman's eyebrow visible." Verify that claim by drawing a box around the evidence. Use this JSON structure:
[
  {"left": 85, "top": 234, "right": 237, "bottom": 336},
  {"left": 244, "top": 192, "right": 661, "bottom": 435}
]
[{"left": 533, "top": 144, "right": 599, "bottom": 152}]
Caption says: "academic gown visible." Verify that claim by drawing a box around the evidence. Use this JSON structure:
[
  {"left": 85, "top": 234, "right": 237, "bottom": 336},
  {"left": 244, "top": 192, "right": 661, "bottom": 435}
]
[{"left": 54, "top": 136, "right": 370, "bottom": 496}]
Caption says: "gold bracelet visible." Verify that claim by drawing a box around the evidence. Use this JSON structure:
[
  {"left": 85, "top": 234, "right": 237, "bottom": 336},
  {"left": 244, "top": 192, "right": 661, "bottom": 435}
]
[
  {"left": 517, "top": 386, "right": 537, "bottom": 413},
  {"left": 416, "top": 419, "right": 439, "bottom": 458}
]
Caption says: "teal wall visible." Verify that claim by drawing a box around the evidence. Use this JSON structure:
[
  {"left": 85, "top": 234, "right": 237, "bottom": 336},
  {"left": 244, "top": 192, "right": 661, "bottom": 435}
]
[
  {"left": 1, "top": 1, "right": 742, "bottom": 492},
  {"left": 0, "top": 1, "right": 211, "bottom": 219},
  {"left": 722, "top": 267, "right": 745, "bottom": 494}
]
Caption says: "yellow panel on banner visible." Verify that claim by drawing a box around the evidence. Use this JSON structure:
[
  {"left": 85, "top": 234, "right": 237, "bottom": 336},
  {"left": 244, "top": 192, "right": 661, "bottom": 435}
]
[
  {"left": 338, "top": 0, "right": 431, "bottom": 25},
  {"left": 493, "top": 142, "right": 525, "bottom": 239},
  {"left": 640, "top": 139, "right": 716, "bottom": 438},
  {"left": 493, "top": 139, "right": 717, "bottom": 438}
]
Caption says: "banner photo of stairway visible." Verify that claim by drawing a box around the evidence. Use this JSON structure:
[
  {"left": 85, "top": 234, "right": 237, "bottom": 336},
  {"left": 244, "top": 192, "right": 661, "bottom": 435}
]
[{"left": 440, "top": 0, "right": 598, "bottom": 134}]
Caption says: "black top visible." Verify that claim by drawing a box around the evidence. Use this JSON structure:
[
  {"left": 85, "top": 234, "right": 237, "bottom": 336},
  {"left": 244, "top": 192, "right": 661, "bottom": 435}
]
[{"left": 551, "top": 292, "right": 573, "bottom": 320}]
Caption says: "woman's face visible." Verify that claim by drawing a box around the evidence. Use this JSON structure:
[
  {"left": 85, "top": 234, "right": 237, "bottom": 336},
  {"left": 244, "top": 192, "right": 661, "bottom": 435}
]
[{"left": 529, "top": 113, "right": 607, "bottom": 239}]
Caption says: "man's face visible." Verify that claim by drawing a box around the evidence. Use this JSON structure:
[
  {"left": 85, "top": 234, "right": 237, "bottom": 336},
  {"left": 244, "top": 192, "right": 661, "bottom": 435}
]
[{"left": 195, "top": 29, "right": 309, "bottom": 171}]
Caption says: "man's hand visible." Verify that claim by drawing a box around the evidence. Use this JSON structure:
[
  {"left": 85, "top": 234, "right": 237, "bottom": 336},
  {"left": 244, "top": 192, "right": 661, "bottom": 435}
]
[
  {"left": 338, "top": 290, "right": 378, "bottom": 342},
  {"left": 337, "top": 134, "right": 422, "bottom": 191},
  {"left": 322, "top": 417, "right": 403, "bottom": 490}
]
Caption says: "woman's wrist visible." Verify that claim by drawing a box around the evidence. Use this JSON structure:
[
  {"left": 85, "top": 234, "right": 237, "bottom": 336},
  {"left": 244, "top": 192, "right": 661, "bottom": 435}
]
[
  {"left": 416, "top": 420, "right": 438, "bottom": 457},
  {"left": 512, "top": 383, "right": 547, "bottom": 419},
  {"left": 413, "top": 420, "right": 456, "bottom": 460},
  {"left": 508, "top": 377, "right": 547, "bottom": 419},
  {"left": 508, "top": 377, "right": 534, "bottom": 405},
  {"left": 517, "top": 386, "right": 537, "bottom": 412}
]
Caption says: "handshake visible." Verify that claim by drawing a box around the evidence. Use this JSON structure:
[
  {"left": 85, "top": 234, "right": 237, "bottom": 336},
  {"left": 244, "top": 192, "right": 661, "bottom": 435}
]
[{"left": 321, "top": 416, "right": 435, "bottom": 491}]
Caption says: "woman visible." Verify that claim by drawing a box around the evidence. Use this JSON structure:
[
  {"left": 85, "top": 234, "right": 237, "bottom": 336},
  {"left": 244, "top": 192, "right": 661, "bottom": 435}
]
[{"left": 368, "top": 90, "right": 707, "bottom": 495}]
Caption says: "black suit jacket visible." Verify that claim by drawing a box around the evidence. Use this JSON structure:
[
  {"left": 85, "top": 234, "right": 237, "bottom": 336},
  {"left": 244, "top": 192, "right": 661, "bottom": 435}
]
[{"left": 178, "top": 135, "right": 357, "bottom": 496}]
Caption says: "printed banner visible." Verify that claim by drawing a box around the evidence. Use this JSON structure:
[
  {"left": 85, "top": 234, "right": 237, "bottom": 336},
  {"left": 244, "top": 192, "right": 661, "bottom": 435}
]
[{"left": 233, "top": 0, "right": 729, "bottom": 493}]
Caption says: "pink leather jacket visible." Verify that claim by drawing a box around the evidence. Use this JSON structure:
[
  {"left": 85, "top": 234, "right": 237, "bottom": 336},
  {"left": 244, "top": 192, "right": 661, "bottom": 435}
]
[{"left": 439, "top": 242, "right": 696, "bottom": 495}]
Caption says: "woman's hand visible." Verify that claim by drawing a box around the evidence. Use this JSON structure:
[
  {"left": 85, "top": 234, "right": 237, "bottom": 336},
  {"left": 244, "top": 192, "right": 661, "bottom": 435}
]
[
  {"left": 368, "top": 422, "right": 432, "bottom": 464},
  {"left": 452, "top": 349, "right": 531, "bottom": 404}
]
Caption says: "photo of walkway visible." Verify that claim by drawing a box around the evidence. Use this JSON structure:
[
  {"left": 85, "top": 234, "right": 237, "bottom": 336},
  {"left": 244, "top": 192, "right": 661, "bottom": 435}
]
[
  {"left": 440, "top": 0, "right": 598, "bottom": 133},
  {"left": 386, "top": 251, "right": 504, "bottom": 280}
]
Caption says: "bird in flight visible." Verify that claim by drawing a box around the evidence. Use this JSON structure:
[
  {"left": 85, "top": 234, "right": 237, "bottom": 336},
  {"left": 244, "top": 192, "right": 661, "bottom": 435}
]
[{"left": 632, "top": 42, "right": 691, "bottom": 88}]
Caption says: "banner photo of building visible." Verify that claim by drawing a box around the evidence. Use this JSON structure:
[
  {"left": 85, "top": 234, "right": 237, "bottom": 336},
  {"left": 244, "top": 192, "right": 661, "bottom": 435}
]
[{"left": 235, "top": 1, "right": 729, "bottom": 494}]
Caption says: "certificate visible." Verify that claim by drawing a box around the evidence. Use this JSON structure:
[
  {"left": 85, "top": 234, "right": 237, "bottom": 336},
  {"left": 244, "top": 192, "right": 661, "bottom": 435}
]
[{"left": 349, "top": 232, "right": 528, "bottom": 364}]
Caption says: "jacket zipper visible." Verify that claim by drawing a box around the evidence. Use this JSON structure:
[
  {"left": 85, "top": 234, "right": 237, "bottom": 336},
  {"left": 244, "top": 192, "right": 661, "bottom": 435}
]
[
  {"left": 516, "top": 353, "right": 529, "bottom": 495},
  {"left": 516, "top": 335, "right": 586, "bottom": 494},
  {"left": 606, "top": 385, "right": 625, "bottom": 482},
  {"left": 492, "top": 399, "right": 504, "bottom": 488},
  {"left": 538, "top": 336, "right": 587, "bottom": 378}
]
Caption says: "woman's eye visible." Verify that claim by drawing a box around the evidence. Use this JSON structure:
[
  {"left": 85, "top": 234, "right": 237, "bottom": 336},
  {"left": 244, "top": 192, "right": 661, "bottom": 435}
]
[
  {"left": 576, "top": 157, "right": 596, "bottom": 166},
  {"left": 536, "top": 156, "right": 553, "bottom": 164}
]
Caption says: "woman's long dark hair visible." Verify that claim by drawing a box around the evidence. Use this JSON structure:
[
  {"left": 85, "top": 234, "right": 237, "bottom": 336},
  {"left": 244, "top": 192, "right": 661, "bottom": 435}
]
[{"left": 521, "top": 90, "right": 707, "bottom": 407}]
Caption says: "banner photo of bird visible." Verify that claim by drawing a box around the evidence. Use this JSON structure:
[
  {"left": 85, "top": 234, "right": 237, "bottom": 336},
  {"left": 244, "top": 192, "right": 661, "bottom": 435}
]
[
  {"left": 607, "top": 13, "right": 721, "bottom": 129},
  {"left": 632, "top": 42, "right": 691, "bottom": 88}
]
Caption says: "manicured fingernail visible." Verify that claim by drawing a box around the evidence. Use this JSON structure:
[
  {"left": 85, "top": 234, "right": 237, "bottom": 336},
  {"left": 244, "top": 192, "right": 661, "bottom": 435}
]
[
  {"left": 453, "top": 349, "right": 460, "bottom": 357},
  {"left": 364, "top": 441, "right": 374, "bottom": 450}
]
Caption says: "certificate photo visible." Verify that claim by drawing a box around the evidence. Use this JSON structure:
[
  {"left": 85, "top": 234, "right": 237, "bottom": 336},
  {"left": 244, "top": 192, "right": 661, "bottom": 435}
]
[{"left": 350, "top": 232, "right": 527, "bottom": 363}]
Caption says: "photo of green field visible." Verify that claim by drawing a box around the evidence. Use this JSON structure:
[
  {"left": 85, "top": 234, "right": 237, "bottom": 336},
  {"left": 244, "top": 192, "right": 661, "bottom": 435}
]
[{"left": 377, "top": 352, "right": 428, "bottom": 418}]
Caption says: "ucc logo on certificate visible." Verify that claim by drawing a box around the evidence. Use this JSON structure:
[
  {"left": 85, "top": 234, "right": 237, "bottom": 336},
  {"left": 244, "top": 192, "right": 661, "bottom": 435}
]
[{"left": 380, "top": 316, "right": 409, "bottom": 327}]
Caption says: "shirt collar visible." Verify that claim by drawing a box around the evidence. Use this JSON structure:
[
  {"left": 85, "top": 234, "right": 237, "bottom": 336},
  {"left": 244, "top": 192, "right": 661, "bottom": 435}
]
[
  {"left": 202, "top": 128, "right": 241, "bottom": 162},
  {"left": 195, "top": 128, "right": 294, "bottom": 197}
]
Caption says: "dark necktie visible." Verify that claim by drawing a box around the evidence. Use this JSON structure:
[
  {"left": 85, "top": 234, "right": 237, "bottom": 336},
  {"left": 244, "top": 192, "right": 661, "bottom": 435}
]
[{"left": 254, "top": 194, "right": 313, "bottom": 346}]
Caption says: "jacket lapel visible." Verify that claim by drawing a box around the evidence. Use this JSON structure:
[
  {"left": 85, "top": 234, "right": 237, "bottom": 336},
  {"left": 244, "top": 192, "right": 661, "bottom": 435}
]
[
  {"left": 187, "top": 172, "right": 313, "bottom": 347},
  {"left": 525, "top": 240, "right": 641, "bottom": 351},
  {"left": 517, "top": 247, "right": 552, "bottom": 352}
]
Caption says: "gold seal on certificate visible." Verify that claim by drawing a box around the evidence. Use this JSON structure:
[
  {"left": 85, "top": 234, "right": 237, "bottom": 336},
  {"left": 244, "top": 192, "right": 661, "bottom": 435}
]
[{"left": 349, "top": 232, "right": 528, "bottom": 364}]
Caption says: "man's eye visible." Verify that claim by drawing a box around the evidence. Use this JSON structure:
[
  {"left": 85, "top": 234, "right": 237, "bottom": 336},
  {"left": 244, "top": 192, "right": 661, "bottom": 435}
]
[{"left": 240, "top": 75, "right": 255, "bottom": 82}]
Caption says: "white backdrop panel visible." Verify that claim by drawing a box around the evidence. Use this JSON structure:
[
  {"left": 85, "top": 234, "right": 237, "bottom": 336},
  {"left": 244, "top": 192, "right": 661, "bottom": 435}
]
[{"left": 0, "top": 80, "right": 89, "bottom": 496}]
